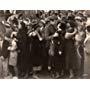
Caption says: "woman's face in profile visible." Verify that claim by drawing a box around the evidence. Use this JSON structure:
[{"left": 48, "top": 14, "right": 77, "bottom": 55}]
[
  {"left": 18, "top": 21, "right": 22, "bottom": 29},
  {"left": 0, "top": 34, "right": 4, "bottom": 41},
  {"left": 76, "top": 19, "right": 83, "bottom": 26},
  {"left": 67, "top": 23, "right": 70, "bottom": 28}
]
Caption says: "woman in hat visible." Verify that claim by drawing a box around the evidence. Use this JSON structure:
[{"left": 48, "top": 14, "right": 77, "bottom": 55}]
[
  {"left": 84, "top": 25, "right": 90, "bottom": 78},
  {"left": 75, "top": 17, "right": 86, "bottom": 77},
  {"left": 64, "top": 22, "right": 80, "bottom": 78},
  {"left": 17, "top": 21, "right": 29, "bottom": 78},
  {"left": 38, "top": 20, "right": 47, "bottom": 72},
  {"left": 29, "top": 21, "right": 45, "bottom": 78}
]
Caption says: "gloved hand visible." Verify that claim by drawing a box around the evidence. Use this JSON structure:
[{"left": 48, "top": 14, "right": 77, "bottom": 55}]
[{"left": 53, "top": 32, "right": 59, "bottom": 37}]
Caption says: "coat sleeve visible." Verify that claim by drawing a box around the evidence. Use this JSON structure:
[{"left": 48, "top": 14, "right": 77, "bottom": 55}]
[
  {"left": 1, "top": 40, "right": 9, "bottom": 58},
  {"left": 84, "top": 39, "right": 90, "bottom": 54},
  {"left": 65, "top": 32, "right": 75, "bottom": 39},
  {"left": 44, "top": 27, "right": 53, "bottom": 40}
]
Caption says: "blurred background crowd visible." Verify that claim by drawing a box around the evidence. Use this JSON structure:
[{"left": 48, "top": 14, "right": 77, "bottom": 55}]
[{"left": 0, "top": 10, "right": 90, "bottom": 79}]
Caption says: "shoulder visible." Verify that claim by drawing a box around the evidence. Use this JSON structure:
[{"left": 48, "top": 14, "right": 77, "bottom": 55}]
[
  {"left": 86, "top": 38, "right": 90, "bottom": 44},
  {"left": 84, "top": 36, "right": 90, "bottom": 46}
]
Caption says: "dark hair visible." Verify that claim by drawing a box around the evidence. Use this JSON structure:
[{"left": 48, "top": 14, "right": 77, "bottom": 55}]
[
  {"left": 20, "top": 21, "right": 26, "bottom": 28},
  {"left": 69, "top": 20, "right": 77, "bottom": 28},
  {"left": 60, "top": 22, "right": 67, "bottom": 30},
  {"left": 87, "top": 25, "right": 90, "bottom": 32},
  {"left": 12, "top": 34, "right": 17, "bottom": 39},
  {"left": 67, "top": 27, "right": 74, "bottom": 33},
  {"left": 12, "top": 17, "right": 18, "bottom": 25},
  {"left": 32, "top": 23, "right": 39, "bottom": 30},
  {"left": 68, "top": 15, "right": 75, "bottom": 21},
  {"left": 45, "top": 20, "right": 50, "bottom": 25},
  {"left": 18, "top": 13, "right": 23, "bottom": 19}
]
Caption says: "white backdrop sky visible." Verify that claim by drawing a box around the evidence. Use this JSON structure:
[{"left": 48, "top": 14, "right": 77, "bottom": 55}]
[{"left": 0, "top": 0, "right": 90, "bottom": 10}]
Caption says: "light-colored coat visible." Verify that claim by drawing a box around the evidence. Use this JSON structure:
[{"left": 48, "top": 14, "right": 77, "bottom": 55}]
[
  {"left": 8, "top": 39, "right": 18, "bottom": 66},
  {"left": 84, "top": 33, "right": 90, "bottom": 76}
]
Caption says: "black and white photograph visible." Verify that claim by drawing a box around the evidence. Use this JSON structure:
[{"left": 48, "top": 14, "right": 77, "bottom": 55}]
[
  {"left": 0, "top": 10, "right": 90, "bottom": 79},
  {"left": 1, "top": 0, "right": 90, "bottom": 90}
]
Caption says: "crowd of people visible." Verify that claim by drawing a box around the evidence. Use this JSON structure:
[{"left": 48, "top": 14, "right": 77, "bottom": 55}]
[{"left": 0, "top": 10, "right": 90, "bottom": 79}]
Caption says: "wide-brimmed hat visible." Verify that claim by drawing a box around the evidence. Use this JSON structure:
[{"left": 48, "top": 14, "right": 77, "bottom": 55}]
[
  {"left": 75, "top": 16, "right": 82, "bottom": 20},
  {"left": 39, "top": 19, "right": 45, "bottom": 26},
  {"left": 31, "top": 19, "right": 38, "bottom": 25},
  {"left": 49, "top": 16, "right": 58, "bottom": 21},
  {"left": 68, "top": 15, "right": 75, "bottom": 21},
  {"left": 45, "top": 18, "right": 50, "bottom": 23}
]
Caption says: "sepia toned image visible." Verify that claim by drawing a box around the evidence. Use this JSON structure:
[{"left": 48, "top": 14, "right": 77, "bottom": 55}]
[{"left": 0, "top": 10, "right": 90, "bottom": 79}]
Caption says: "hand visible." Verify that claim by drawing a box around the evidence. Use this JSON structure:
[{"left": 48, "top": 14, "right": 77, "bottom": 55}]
[
  {"left": 39, "top": 38, "right": 43, "bottom": 41},
  {"left": 0, "top": 56, "right": 4, "bottom": 61},
  {"left": 28, "top": 32, "right": 33, "bottom": 37},
  {"left": 73, "top": 28, "right": 78, "bottom": 34},
  {"left": 32, "top": 32, "right": 37, "bottom": 36},
  {"left": 49, "top": 50, "right": 54, "bottom": 56},
  {"left": 59, "top": 51, "right": 62, "bottom": 55},
  {"left": 53, "top": 32, "right": 59, "bottom": 37},
  {"left": 8, "top": 47, "right": 11, "bottom": 50}
]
